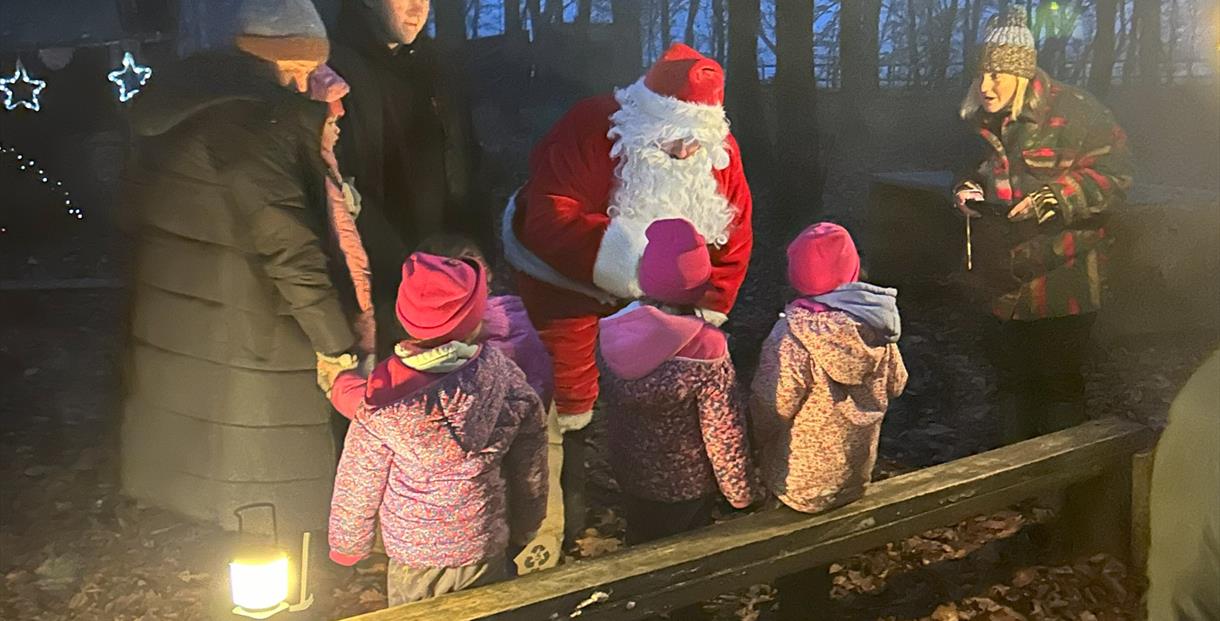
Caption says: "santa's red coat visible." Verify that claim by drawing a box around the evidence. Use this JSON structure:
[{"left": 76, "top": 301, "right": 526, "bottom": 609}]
[
  {"left": 510, "top": 94, "right": 753, "bottom": 315},
  {"left": 505, "top": 93, "right": 753, "bottom": 419}
]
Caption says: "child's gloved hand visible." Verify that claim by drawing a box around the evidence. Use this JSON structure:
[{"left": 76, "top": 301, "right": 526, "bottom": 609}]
[{"left": 316, "top": 351, "right": 359, "bottom": 394}]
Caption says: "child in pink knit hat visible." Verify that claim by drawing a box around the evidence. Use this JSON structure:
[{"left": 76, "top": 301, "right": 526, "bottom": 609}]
[
  {"left": 750, "top": 222, "right": 908, "bottom": 514},
  {"left": 413, "top": 233, "right": 563, "bottom": 575},
  {"left": 327, "top": 252, "right": 547, "bottom": 605},
  {"left": 308, "top": 65, "right": 375, "bottom": 355},
  {"left": 598, "top": 218, "right": 761, "bottom": 548}
]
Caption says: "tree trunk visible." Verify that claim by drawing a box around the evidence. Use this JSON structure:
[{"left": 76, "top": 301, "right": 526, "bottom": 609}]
[
  {"left": 660, "top": 0, "right": 671, "bottom": 47},
  {"left": 1165, "top": 0, "right": 1180, "bottom": 83},
  {"left": 840, "top": 0, "right": 882, "bottom": 95},
  {"left": 527, "top": 0, "right": 543, "bottom": 36},
  {"left": 435, "top": 0, "right": 468, "bottom": 44},
  {"left": 774, "top": 0, "right": 822, "bottom": 213},
  {"left": 613, "top": 0, "right": 644, "bottom": 82},
  {"left": 726, "top": 0, "right": 769, "bottom": 178},
  {"left": 962, "top": 0, "right": 981, "bottom": 84},
  {"left": 1134, "top": 0, "right": 1162, "bottom": 87},
  {"left": 505, "top": 0, "right": 522, "bottom": 32},
  {"left": 684, "top": 0, "right": 701, "bottom": 45},
  {"left": 1089, "top": 0, "right": 1117, "bottom": 96},
  {"left": 472, "top": 0, "right": 483, "bottom": 37},
  {"left": 544, "top": 0, "right": 564, "bottom": 25},
  {"left": 932, "top": 0, "right": 960, "bottom": 89},
  {"left": 712, "top": 0, "right": 727, "bottom": 62},
  {"left": 1120, "top": 0, "right": 1136, "bottom": 84},
  {"left": 905, "top": 0, "right": 921, "bottom": 89},
  {"left": 575, "top": 0, "right": 593, "bottom": 41}
]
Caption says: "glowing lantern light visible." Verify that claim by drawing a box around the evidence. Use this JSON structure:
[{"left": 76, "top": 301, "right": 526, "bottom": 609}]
[
  {"left": 229, "top": 504, "right": 314, "bottom": 619},
  {"left": 231, "top": 548, "right": 290, "bottom": 612}
]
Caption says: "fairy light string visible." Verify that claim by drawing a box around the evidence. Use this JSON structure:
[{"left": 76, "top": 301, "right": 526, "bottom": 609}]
[{"left": 0, "top": 142, "right": 82, "bottom": 234}]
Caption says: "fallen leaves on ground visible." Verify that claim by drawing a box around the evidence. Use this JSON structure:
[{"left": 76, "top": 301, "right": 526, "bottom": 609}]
[{"left": 883, "top": 553, "right": 1143, "bottom": 621}]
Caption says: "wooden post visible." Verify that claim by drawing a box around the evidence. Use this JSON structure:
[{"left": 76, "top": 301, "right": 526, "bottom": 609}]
[
  {"left": 1129, "top": 450, "right": 1154, "bottom": 575},
  {"left": 1059, "top": 453, "right": 1136, "bottom": 564},
  {"left": 776, "top": 565, "right": 834, "bottom": 621}
]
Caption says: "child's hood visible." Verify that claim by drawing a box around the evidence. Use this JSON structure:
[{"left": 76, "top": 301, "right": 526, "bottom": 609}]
[
  {"left": 361, "top": 344, "right": 509, "bottom": 461},
  {"left": 599, "top": 302, "right": 727, "bottom": 380},
  {"left": 784, "top": 305, "right": 890, "bottom": 386},
  {"left": 481, "top": 295, "right": 528, "bottom": 347}
]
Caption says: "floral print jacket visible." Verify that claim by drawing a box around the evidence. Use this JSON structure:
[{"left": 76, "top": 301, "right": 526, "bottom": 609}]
[
  {"left": 328, "top": 347, "right": 547, "bottom": 567},
  {"left": 599, "top": 349, "right": 761, "bottom": 509},
  {"left": 751, "top": 306, "right": 907, "bottom": 514}
]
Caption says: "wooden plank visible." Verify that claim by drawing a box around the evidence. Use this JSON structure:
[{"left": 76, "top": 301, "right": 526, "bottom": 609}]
[
  {"left": 343, "top": 419, "right": 1151, "bottom": 621},
  {"left": 1129, "top": 450, "right": 1155, "bottom": 574}
]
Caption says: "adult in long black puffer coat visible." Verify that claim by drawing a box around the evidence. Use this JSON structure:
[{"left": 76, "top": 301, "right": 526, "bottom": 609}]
[{"left": 119, "top": 17, "right": 356, "bottom": 533}]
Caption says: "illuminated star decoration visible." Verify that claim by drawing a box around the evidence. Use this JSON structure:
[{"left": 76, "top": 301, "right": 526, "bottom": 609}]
[
  {"left": 1, "top": 60, "right": 47, "bottom": 112},
  {"left": 108, "top": 52, "right": 153, "bottom": 103}
]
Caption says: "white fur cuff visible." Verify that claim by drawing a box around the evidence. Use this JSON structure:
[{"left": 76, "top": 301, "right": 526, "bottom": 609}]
[
  {"left": 592, "top": 218, "right": 645, "bottom": 301},
  {"left": 696, "top": 308, "right": 729, "bottom": 327},
  {"left": 557, "top": 411, "right": 593, "bottom": 433}
]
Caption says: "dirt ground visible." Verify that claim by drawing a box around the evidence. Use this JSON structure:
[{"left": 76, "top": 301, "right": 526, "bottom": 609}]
[{"left": 2, "top": 83, "right": 1217, "bottom": 620}]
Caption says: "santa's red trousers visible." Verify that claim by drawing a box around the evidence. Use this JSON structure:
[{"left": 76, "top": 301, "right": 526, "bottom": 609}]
[{"left": 515, "top": 272, "right": 621, "bottom": 416}]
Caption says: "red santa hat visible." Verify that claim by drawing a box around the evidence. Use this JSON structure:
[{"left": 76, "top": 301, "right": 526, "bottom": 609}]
[
  {"left": 639, "top": 218, "right": 712, "bottom": 306},
  {"left": 395, "top": 252, "right": 487, "bottom": 342},
  {"left": 609, "top": 44, "right": 731, "bottom": 169},
  {"left": 643, "top": 44, "right": 725, "bottom": 107},
  {"left": 786, "top": 222, "right": 861, "bottom": 297}
]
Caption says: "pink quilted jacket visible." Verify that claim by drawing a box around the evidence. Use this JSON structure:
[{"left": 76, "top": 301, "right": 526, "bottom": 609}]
[
  {"left": 750, "top": 305, "right": 907, "bottom": 513},
  {"left": 328, "top": 347, "right": 547, "bottom": 567}
]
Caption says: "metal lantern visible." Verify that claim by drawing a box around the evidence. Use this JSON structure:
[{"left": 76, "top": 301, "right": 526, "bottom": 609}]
[{"left": 229, "top": 503, "right": 314, "bottom": 619}]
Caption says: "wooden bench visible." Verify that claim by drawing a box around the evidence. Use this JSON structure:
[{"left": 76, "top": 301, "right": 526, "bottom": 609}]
[{"left": 342, "top": 418, "right": 1153, "bottom": 621}]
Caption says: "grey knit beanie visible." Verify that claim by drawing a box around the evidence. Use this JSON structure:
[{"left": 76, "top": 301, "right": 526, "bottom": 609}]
[
  {"left": 979, "top": 7, "right": 1036, "bottom": 79},
  {"left": 234, "top": 0, "right": 329, "bottom": 63}
]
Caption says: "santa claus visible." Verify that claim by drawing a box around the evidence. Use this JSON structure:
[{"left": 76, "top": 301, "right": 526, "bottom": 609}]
[{"left": 502, "top": 44, "right": 753, "bottom": 431}]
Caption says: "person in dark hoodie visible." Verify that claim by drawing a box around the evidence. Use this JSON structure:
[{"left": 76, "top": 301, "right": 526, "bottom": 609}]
[
  {"left": 118, "top": 0, "right": 361, "bottom": 534},
  {"left": 327, "top": 0, "right": 490, "bottom": 354}
]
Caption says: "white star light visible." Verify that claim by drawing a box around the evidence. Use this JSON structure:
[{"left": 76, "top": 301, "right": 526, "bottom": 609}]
[
  {"left": 1, "top": 60, "right": 47, "bottom": 112},
  {"left": 108, "top": 52, "right": 153, "bottom": 103}
]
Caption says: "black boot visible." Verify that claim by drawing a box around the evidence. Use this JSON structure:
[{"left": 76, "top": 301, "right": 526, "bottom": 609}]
[
  {"left": 560, "top": 427, "right": 588, "bottom": 549},
  {"left": 1038, "top": 400, "right": 1087, "bottom": 435},
  {"left": 996, "top": 391, "right": 1036, "bottom": 446}
]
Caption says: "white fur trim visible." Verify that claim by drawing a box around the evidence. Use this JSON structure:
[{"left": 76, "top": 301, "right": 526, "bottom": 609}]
[
  {"left": 611, "top": 80, "right": 731, "bottom": 172},
  {"left": 557, "top": 411, "right": 593, "bottom": 433},
  {"left": 592, "top": 218, "right": 647, "bottom": 300},
  {"left": 615, "top": 79, "right": 727, "bottom": 133},
  {"left": 501, "top": 191, "right": 620, "bottom": 305},
  {"left": 695, "top": 308, "right": 729, "bottom": 327}
]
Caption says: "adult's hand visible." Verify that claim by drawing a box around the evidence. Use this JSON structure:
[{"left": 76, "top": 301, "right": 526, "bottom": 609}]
[
  {"left": 1007, "top": 195, "right": 1036, "bottom": 221},
  {"left": 954, "top": 184, "right": 984, "bottom": 218}
]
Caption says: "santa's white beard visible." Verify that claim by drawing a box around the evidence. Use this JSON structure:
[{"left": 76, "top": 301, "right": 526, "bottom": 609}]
[
  {"left": 591, "top": 94, "right": 738, "bottom": 301},
  {"left": 607, "top": 143, "right": 735, "bottom": 248}
]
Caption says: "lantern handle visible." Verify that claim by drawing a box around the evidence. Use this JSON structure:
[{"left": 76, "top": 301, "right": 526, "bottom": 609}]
[{"left": 233, "top": 502, "right": 279, "bottom": 547}]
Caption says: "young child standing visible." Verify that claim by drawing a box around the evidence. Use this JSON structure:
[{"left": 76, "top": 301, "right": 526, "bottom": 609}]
[
  {"left": 750, "top": 223, "right": 908, "bottom": 514},
  {"left": 326, "top": 252, "right": 547, "bottom": 605},
  {"left": 411, "top": 234, "right": 562, "bottom": 574},
  {"left": 598, "top": 219, "right": 760, "bottom": 546},
  {"left": 308, "top": 65, "right": 375, "bottom": 355}
]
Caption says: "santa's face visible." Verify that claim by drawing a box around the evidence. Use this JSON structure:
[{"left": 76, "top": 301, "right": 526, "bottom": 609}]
[{"left": 658, "top": 138, "right": 702, "bottom": 160}]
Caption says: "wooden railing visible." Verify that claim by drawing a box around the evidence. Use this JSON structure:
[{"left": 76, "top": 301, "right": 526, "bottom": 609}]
[{"left": 342, "top": 418, "right": 1153, "bottom": 621}]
